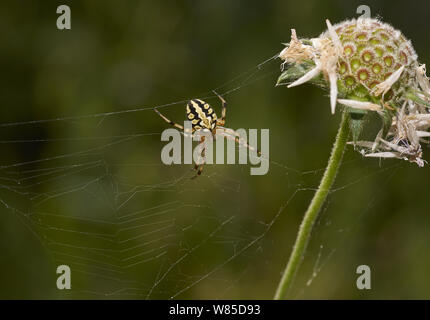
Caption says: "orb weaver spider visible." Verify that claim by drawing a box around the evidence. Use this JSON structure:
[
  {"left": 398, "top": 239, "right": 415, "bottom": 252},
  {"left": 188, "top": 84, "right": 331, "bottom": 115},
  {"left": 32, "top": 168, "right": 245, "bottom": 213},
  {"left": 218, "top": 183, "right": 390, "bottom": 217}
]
[{"left": 154, "top": 91, "right": 261, "bottom": 178}]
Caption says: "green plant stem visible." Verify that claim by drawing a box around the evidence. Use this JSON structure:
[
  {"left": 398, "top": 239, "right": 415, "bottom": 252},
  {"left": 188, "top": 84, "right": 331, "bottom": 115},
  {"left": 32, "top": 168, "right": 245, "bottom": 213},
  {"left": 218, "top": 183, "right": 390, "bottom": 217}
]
[{"left": 274, "top": 111, "right": 349, "bottom": 300}]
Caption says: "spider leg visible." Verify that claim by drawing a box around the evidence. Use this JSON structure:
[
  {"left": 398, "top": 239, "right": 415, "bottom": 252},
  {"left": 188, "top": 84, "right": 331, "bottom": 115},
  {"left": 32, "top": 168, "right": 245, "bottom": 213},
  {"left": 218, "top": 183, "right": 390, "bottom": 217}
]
[
  {"left": 213, "top": 90, "right": 226, "bottom": 127},
  {"left": 181, "top": 131, "right": 194, "bottom": 140},
  {"left": 217, "top": 129, "right": 262, "bottom": 156},
  {"left": 191, "top": 136, "right": 206, "bottom": 179},
  {"left": 218, "top": 127, "right": 240, "bottom": 138},
  {"left": 192, "top": 162, "right": 205, "bottom": 179},
  {"left": 154, "top": 108, "right": 184, "bottom": 131}
]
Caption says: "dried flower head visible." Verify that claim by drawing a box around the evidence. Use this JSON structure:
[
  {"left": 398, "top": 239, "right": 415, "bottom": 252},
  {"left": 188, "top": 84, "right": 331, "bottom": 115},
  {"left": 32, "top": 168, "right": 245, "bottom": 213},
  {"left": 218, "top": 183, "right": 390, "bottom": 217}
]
[{"left": 277, "top": 17, "right": 430, "bottom": 167}]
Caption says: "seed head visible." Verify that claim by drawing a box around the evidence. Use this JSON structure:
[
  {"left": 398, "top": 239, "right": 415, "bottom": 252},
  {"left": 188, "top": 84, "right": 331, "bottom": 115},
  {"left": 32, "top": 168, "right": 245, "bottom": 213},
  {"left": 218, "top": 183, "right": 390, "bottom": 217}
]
[{"left": 277, "top": 17, "right": 430, "bottom": 167}]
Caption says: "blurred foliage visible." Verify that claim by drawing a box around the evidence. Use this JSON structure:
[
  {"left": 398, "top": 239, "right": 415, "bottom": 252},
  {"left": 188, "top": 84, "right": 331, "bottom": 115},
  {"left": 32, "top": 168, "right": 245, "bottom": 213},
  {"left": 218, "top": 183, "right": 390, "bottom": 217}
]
[{"left": 1, "top": 0, "right": 430, "bottom": 299}]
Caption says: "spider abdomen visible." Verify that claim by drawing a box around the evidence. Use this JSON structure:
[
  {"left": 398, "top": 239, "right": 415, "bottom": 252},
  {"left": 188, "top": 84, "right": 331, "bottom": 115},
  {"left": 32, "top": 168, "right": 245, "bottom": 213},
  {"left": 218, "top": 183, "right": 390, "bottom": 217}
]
[{"left": 186, "top": 99, "right": 218, "bottom": 131}]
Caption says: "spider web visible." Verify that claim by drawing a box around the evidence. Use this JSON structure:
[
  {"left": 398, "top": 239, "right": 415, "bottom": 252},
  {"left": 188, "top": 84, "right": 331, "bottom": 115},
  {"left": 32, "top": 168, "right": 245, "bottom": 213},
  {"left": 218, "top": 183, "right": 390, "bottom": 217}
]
[{"left": 0, "top": 47, "right": 410, "bottom": 299}]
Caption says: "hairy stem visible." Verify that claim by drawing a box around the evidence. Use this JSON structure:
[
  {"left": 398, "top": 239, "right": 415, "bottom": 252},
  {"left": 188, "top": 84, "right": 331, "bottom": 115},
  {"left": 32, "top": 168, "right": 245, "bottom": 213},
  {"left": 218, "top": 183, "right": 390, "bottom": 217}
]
[{"left": 274, "top": 111, "right": 349, "bottom": 299}]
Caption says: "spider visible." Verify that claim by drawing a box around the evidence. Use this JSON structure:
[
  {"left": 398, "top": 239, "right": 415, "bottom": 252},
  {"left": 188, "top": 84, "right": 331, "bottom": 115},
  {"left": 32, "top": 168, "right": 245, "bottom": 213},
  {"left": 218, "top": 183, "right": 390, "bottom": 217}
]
[{"left": 155, "top": 91, "right": 261, "bottom": 178}]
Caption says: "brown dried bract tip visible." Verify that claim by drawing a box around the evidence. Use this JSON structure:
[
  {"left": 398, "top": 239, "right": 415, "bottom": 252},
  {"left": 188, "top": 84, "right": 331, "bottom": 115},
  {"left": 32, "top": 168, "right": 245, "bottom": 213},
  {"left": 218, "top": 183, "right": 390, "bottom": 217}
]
[{"left": 279, "top": 29, "right": 314, "bottom": 66}]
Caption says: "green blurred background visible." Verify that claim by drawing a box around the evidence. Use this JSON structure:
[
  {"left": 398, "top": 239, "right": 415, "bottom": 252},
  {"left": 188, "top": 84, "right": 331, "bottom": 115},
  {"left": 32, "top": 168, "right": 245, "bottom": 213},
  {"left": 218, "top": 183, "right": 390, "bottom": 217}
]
[{"left": 1, "top": 0, "right": 430, "bottom": 299}]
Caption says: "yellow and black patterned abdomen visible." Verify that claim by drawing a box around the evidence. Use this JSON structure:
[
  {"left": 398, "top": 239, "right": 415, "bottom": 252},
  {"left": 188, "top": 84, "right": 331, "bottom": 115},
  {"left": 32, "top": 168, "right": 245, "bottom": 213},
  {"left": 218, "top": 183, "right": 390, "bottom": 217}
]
[{"left": 186, "top": 99, "right": 218, "bottom": 131}]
